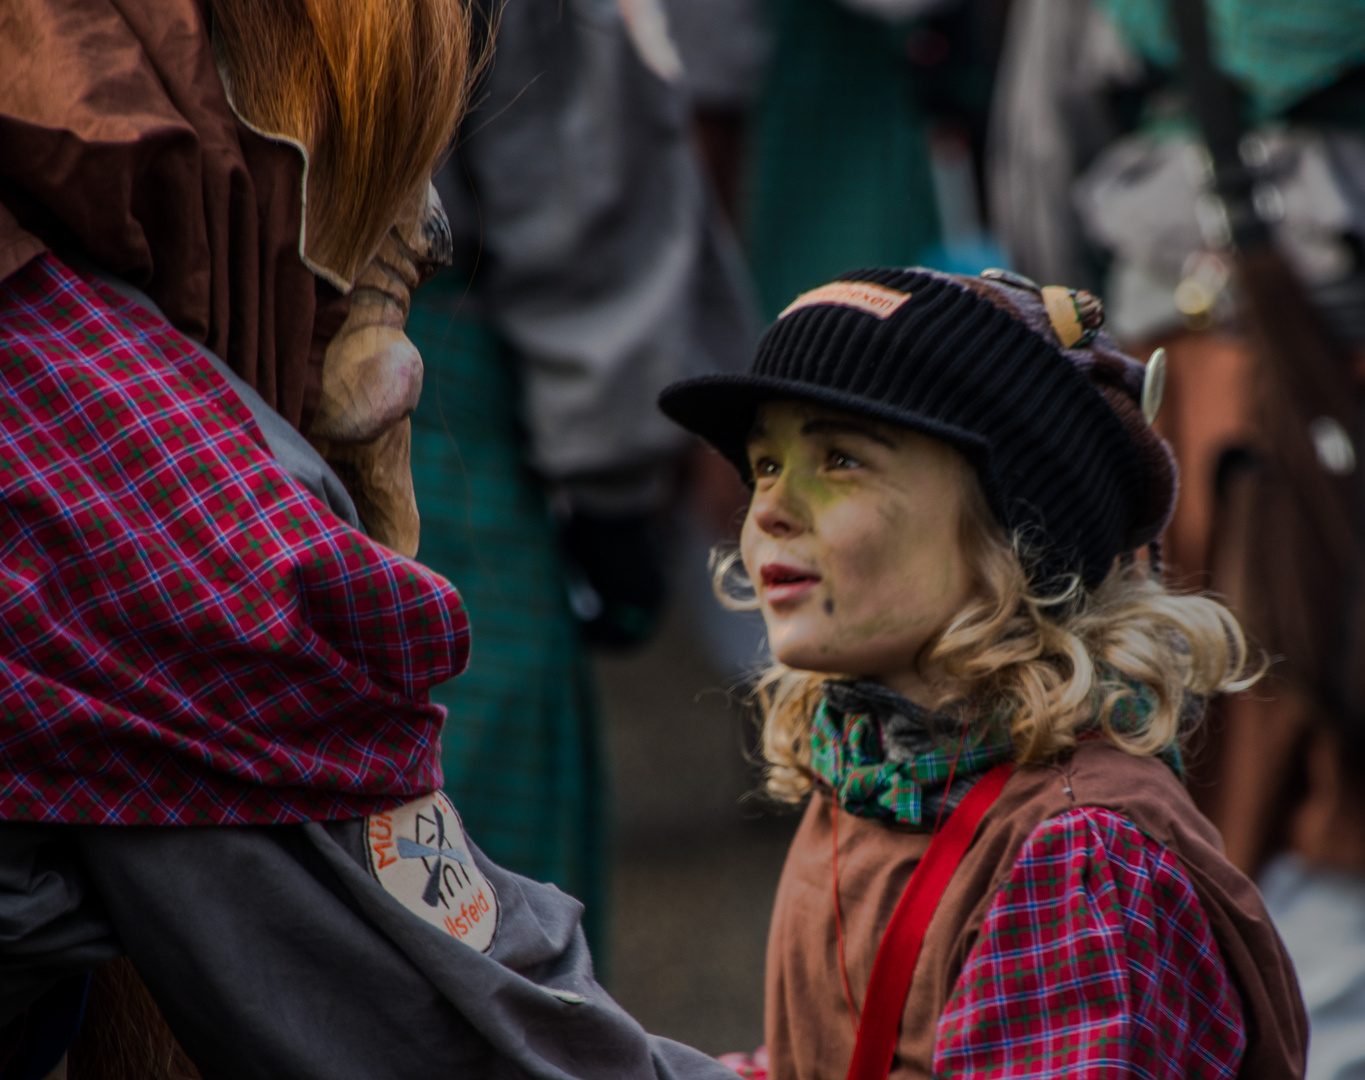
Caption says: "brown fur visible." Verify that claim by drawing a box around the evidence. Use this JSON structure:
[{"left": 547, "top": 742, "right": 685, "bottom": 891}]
[
  {"left": 210, "top": 0, "right": 477, "bottom": 284},
  {"left": 67, "top": 960, "right": 200, "bottom": 1080}
]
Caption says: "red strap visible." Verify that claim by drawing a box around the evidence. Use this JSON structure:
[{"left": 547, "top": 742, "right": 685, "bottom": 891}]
[{"left": 844, "top": 762, "right": 1015, "bottom": 1080}]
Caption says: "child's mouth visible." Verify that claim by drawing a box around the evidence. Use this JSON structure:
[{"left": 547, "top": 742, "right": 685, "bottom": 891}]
[{"left": 759, "top": 563, "right": 822, "bottom": 604}]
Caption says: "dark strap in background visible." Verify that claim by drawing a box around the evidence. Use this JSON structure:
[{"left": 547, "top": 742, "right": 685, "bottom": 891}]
[{"left": 1167, "top": 0, "right": 1266, "bottom": 250}]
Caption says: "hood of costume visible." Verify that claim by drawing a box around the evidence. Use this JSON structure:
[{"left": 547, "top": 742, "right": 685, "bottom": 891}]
[
  {"left": 0, "top": 0, "right": 344, "bottom": 430},
  {"left": 0, "top": 2, "right": 472, "bottom": 825}
]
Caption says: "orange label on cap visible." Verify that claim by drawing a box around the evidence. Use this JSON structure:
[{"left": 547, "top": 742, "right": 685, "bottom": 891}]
[{"left": 779, "top": 282, "right": 912, "bottom": 321}]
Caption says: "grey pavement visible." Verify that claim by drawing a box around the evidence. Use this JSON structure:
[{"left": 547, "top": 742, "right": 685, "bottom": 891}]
[{"left": 597, "top": 583, "right": 797, "bottom": 1056}]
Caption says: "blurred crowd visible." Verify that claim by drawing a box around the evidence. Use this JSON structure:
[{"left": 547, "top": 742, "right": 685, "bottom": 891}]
[{"left": 409, "top": 0, "right": 1365, "bottom": 1075}]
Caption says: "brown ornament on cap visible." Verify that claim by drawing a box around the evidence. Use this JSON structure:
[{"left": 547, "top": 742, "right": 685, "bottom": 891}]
[
  {"left": 1041, "top": 285, "right": 1104, "bottom": 348},
  {"left": 1074, "top": 290, "right": 1104, "bottom": 332}
]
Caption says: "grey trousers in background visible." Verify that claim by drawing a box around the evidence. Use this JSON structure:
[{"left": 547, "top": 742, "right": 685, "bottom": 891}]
[{"left": 0, "top": 819, "right": 730, "bottom": 1080}]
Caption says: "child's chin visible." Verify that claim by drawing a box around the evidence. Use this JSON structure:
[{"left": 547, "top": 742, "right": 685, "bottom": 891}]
[{"left": 770, "top": 640, "right": 851, "bottom": 677}]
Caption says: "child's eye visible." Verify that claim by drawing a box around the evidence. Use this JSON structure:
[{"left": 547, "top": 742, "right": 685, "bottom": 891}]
[
  {"left": 827, "top": 449, "right": 862, "bottom": 470},
  {"left": 752, "top": 456, "right": 781, "bottom": 478}
]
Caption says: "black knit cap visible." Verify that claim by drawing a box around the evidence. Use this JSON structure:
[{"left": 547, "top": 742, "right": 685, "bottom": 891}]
[{"left": 658, "top": 267, "right": 1176, "bottom": 591}]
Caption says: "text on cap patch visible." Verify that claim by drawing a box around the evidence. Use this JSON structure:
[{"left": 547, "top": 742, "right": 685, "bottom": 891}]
[{"left": 779, "top": 281, "right": 912, "bottom": 321}]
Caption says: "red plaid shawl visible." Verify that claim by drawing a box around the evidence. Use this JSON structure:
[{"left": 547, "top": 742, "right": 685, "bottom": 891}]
[{"left": 0, "top": 254, "right": 470, "bottom": 825}]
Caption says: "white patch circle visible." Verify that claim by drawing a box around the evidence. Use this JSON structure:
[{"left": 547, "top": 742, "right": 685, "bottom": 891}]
[{"left": 367, "top": 791, "right": 499, "bottom": 953}]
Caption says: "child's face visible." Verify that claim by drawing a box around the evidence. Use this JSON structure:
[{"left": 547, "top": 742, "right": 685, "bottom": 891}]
[{"left": 740, "top": 401, "right": 973, "bottom": 702}]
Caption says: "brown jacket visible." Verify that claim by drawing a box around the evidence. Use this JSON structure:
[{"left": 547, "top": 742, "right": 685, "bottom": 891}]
[{"left": 766, "top": 741, "right": 1307, "bottom": 1080}]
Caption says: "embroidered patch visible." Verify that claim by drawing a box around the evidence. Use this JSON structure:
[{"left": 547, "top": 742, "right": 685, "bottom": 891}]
[
  {"left": 367, "top": 791, "right": 499, "bottom": 953},
  {"left": 779, "top": 281, "right": 912, "bottom": 320}
]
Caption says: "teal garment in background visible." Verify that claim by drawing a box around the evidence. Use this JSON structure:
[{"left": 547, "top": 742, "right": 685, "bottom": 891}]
[
  {"left": 746, "top": 0, "right": 941, "bottom": 320},
  {"left": 1098, "top": 0, "right": 1365, "bottom": 123},
  {"left": 404, "top": 273, "right": 609, "bottom": 959}
]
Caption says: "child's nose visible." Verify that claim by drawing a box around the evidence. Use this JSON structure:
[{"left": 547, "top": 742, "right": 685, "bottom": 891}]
[{"left": 750, "top": 475, "right": 808, "bottom": 538}]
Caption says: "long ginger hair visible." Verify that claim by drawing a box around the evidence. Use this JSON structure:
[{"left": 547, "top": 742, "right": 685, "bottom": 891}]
[
  {"left": 715, "top": 458, "right": 1261, "bottom": 803},
  {"left": 210, "top": 0, "right": 479, "bottom": 285}
]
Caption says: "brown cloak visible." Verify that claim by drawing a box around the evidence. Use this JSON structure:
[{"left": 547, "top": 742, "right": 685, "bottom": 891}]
[{"left": 0, "top": 0, "right": 345, "bottom": 430}]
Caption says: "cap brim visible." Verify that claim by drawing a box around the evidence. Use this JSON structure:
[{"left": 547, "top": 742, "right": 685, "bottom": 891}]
[{"left": 658, "top": 374, "right": 991, "bottom": 483}]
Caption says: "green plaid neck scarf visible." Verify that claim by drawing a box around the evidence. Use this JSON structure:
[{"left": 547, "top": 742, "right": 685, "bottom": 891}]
[
  {"left": 810, "top": 670, "right": 1181, "bottom": 828},
  {"left": 809, "top": 682, "right": 1015, "bottom": 829}
]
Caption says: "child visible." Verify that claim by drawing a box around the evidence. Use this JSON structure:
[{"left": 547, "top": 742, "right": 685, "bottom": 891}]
[{"left": 660, "top": 268, "right": 1307, "bottom": 1079}]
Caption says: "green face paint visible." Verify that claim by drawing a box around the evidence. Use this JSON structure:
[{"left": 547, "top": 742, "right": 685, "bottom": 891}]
[{"left": 740, "top": 400, "right": 974, "bottom": 705}]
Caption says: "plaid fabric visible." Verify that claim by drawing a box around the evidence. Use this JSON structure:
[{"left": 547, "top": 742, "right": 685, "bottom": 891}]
[
  {"left": 1094, "top": 673, "right": 1186, "bottom": 779},
  {"left": 811, "top": 671, "right": 1184, "bottom": 829},
  {"left": 934, "top": 807, "right": 1246, "bottom": 1079},
  {"left": 808, "top": 694, "right": 1017, "bottom": 827},
  {"left": 0, "top": 253, "right": 470, "bottom": 826},
  {"left": 808, "top": 685, "right": 1015, "bottom": 830}
]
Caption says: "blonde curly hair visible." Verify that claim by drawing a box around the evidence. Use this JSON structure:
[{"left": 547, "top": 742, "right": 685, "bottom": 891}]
[{"left": 714, "top": 464, "right": 1261, "bottom": 804}]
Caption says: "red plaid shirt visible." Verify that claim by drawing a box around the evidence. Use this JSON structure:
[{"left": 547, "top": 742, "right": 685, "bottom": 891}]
[
  {"left": 0, "top": 253, "right": 470, "bottom": 825},
  {"left": 934, "top": 807, "right": 1246, "bottom": 1078}
]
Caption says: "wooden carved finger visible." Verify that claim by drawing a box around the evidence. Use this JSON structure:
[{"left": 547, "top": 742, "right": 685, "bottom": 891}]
[
  {"left": 314, "top": 420, "right": 419, "bottom": 557},
  {"left": 309, "top": 181, "right": 451, "bottom": 551},
  {"left": 310, "top": 181, "right": 452, "bottom": 443}
]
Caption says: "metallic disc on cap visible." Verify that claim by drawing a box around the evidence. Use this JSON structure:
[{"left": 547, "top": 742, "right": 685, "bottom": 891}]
[
  {"left": 979, "top": 268, "right": 1042, "bottom": 294},
  {"left": 1142, "top": 347, "right": 1167, "bottom": 425}
]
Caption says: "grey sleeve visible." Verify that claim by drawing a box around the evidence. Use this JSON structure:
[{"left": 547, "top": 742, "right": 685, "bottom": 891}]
[
  {"left": 443, "top": 0, "right": 757, "bottom": 509},
  {"left": 0, "top": 826, "right": 121, "bottom": 1024},
  {"left": 60, "top": 819, "right": 735, "bottom": 1080},
  {"left": 310, "top": 822, "right": 736, "bottom": 1080},
  {"left": 658, "top": 0, "right": 768, "bottom": 109}
]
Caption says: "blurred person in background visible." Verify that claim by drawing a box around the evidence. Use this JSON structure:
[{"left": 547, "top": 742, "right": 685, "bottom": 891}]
[
  {"left": 990, "top": 2, "right": 1365, "bottom": 1075},
  {"left": 745, "top": 0, "right": 1010, "bottom": 322},
  {"left": 662, "top": 0, "right": 771, "bottom": 224},
  {"left": 405, "top": 0, "right": 757, "bottom": 955},
  {"left": 651, "top": 0, "right": 774, "bottom": 682}
]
